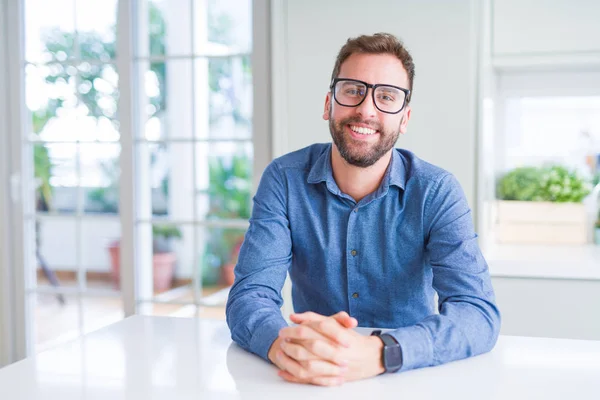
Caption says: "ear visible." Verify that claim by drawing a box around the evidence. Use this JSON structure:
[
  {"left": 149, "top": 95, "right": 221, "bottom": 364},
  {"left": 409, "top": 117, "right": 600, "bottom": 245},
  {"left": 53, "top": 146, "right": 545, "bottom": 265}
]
[
  {"left": 323, "top": 93, "right": 331, "bottom": 120},
  {"left": 399, "top": 105, "right": 411, "bottom": 134}
]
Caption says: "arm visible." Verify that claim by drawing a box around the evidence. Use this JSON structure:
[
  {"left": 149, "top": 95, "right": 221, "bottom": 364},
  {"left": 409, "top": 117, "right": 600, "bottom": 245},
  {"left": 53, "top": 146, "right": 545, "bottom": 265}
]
[
  {"left": 225, "top": 161, "right": 291, "bottom": 361},
  {"left": 388, "top": 173, "right": 501, "bottom": 371}
]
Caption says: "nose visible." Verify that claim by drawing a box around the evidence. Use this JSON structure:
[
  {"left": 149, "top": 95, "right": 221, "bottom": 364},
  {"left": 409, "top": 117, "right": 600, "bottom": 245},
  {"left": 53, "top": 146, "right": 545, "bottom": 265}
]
[{"left": 355, "top": 88, "right": 377, "bottom": 118}]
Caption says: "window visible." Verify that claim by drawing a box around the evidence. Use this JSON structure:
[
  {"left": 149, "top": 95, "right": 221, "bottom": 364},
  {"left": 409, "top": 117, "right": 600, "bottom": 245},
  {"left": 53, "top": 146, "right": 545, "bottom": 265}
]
[
  {"left": 15, "top": 0, "right": 256, "bottom": 353},
  {"left": 481, "top": 70, "right": 600, "bottom": 251}
]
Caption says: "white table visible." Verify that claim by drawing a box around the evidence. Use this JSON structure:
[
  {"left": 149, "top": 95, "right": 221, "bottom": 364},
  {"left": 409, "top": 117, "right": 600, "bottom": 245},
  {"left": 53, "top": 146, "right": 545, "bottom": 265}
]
[{"left": 1, "top": 315, "right": 599, "bottom": 399}]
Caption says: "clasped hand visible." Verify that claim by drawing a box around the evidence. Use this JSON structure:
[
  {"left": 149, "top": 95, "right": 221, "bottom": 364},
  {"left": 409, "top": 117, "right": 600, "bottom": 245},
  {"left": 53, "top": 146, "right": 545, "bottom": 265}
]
[{"left": 267, "top": 311, "right": 384, "bottom": 386}]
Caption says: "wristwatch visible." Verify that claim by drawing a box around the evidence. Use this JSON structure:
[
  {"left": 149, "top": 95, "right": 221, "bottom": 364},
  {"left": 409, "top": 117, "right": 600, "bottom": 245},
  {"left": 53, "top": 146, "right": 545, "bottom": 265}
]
[{"left": 371, "top": 329, "right": 403, "bottom": 373}]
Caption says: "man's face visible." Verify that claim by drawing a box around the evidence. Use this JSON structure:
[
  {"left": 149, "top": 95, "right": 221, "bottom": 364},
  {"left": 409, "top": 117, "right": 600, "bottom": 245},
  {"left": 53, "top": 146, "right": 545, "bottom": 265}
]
[{"left": 323, "top": 53, "right": 411, "bottom": 168}]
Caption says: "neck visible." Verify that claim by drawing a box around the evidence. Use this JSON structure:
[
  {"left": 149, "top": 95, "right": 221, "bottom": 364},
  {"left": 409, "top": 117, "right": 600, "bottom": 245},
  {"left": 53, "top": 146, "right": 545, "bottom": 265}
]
[{"left": 330, "top": 146, "right": 392, "bottom": 203}]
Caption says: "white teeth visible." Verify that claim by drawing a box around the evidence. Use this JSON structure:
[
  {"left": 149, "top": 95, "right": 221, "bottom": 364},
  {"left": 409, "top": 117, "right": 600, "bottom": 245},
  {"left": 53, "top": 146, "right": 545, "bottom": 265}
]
[{"left": 350, "top": 125, "right": 376, "bottom": 135}]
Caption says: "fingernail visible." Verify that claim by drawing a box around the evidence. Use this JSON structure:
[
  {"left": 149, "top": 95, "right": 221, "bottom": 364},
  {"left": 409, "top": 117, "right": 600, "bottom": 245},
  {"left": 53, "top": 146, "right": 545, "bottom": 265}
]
[{"left": 340, "top": 360, "right": 349, "bottom": 367}]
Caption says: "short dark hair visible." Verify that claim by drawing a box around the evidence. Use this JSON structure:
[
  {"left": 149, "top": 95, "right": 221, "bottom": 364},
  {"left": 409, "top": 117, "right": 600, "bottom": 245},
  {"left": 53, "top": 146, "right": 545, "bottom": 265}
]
[{"left": 331, "top": 33, "right": 415, "bottom": 103}]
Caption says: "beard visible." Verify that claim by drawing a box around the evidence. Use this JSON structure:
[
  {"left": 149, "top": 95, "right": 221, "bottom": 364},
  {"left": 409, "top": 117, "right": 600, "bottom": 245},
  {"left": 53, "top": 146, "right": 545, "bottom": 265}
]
[{"left": 329, "top": 112, "right": 401, "bottom": 168}]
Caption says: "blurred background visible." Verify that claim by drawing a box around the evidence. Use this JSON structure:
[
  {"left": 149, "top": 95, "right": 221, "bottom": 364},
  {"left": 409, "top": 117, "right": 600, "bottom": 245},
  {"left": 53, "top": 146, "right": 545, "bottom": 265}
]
[{"left": 1, "top": 0, "right": 599, "bottom": 366}]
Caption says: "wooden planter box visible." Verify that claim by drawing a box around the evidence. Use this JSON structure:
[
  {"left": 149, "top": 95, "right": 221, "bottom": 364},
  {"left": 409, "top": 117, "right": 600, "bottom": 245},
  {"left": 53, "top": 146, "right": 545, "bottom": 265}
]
[{"left": 495, "top": 201, "right": 587, "bottom": 245}]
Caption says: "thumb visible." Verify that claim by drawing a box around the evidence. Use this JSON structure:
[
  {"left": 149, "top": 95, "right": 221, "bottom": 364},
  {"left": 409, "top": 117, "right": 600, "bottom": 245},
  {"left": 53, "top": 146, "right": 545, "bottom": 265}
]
[
  {"left": 290, "top": 311, "right": 357, "bottom": 328},
  {"left": 331, "top": 311, "right": 358, "bottom": 328}
]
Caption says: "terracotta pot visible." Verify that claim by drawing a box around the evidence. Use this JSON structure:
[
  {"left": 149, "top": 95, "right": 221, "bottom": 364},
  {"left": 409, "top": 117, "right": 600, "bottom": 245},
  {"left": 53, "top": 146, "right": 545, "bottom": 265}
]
[
  {"left": 108, "top": 242, "right": 176, "bottom": 292},
  {"left": 221, "top": 262, "right": 236, "bottom": 286},
  {"left": 152, "top": 252, "right": 176, "bottom": 292}
]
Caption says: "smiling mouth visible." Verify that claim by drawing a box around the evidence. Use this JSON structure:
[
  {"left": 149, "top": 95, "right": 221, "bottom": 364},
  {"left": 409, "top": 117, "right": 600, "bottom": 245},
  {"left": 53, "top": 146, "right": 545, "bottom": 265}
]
[{"left": 348, "top": 124, "right": 378, "bottom": 135}]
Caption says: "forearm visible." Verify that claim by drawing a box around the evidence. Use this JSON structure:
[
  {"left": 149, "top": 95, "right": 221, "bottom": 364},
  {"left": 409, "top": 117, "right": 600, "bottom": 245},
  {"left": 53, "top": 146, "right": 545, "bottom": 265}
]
[
  {"left": 226, "top": 283, "right": 288, "bottom": 361},
  {"left": 388, "top": 296, "right": 500, "bottom": 371}
]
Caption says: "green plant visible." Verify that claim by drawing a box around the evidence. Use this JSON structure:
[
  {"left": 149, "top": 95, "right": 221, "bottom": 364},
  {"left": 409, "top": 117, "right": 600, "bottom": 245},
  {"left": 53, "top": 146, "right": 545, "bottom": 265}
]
[
  {"left": 538, "top": 166, "right": 592, "bottom": 203},
  {"left": 152, "top": 224, "right": 182, "bottom": 253},
  {"left": 153, "top": 224, "right": 183, "bottom": 240},
  {"left": 33, "top": 143, "right": 53, "bottom": 211},
  {"left": 496, "top": 167, "right": 543, "bottom": 201},
  {"left": 497, "top": 165, "right": 592, "bottom": 203}
]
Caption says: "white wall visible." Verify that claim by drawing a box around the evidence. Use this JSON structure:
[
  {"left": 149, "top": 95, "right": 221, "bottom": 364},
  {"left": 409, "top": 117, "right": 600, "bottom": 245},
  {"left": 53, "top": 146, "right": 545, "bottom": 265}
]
[
  {"left": 272, "top": 0, "right": 481, "bottom": 208},
  {"left": 492, "top": 0, "right": 600, "bottom": 56},
  {"left": 493, "top": 277, "right": 600, "bottom": 340}
]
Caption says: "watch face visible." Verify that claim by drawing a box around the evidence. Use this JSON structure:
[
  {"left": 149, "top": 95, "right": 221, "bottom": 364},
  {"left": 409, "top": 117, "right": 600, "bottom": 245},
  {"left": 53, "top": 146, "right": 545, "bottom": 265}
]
[
  {"left": 384, "top": 345, "right": 402, "bottom": 371},
  {"left": 381, "top": 334, "right": 402, "bottom": 372}
]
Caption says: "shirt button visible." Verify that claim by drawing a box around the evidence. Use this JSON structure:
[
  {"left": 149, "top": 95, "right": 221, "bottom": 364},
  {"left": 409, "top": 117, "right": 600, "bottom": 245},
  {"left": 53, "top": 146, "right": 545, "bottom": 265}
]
[
  {"left": 353, "top": 208, "right": 358, "bottom": 213},
  {"left": 352, "top": 292, "right": 359, "bottom": 299},
  {"left": 351, "top": 250, "right": 357, "bottom": 256}
]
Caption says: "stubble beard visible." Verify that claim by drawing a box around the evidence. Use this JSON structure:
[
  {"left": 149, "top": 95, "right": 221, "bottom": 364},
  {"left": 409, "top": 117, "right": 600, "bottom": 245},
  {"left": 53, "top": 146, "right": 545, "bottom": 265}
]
[{"left": 329, "top": 111, "right": 402, "bottom": 168}]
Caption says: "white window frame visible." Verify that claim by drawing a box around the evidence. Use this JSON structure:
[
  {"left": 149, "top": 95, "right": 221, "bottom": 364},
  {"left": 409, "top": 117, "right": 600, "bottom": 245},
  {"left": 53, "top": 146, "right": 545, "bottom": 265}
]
[{"left": 1, "top": 0, "right": 30, "bottom": 365}]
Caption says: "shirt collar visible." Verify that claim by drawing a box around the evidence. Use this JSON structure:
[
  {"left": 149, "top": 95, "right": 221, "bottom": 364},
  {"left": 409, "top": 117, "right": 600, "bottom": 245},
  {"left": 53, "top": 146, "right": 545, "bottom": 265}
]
[{"left": 307, "top": 144, "right": 407, "bottom": 192}]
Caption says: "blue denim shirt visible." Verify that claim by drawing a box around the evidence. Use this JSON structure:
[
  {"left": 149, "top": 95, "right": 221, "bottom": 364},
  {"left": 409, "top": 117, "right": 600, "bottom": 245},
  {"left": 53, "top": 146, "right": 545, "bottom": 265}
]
[{"left": 226, "top": 143, "right": 500, "bottom": 372}]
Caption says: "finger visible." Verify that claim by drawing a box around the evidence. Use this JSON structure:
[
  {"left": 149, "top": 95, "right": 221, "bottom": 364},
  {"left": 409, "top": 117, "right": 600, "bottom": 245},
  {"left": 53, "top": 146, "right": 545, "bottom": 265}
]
[
  {"left": 280, "top": 339, "right": 319, "bottom": 361},
  {"left": 306, "top": 318, "right": 354, "bottom": 347},
  {"left": 278, "top": 370, "right": 344, "bottom": 387},
  {"left": 281, "top": 338, "right": 349, "bottom": 367},
  {"left": 290, "top": 311, "right": 357, "bottom": 328},
  {"left": 331, "top": 312, "right": 358, "bottom": 328},
  {"left": 276, "top": 350, "right": 346, "bottom": 380},
  {"left": 279, "top": 324, "right": 338, "bottom": 346},
  {"left": 296, "top": 338, "right": 349, "bottom": 367},
  {"left": 289, "top": 311, "right": 327, "bottom": 324}
]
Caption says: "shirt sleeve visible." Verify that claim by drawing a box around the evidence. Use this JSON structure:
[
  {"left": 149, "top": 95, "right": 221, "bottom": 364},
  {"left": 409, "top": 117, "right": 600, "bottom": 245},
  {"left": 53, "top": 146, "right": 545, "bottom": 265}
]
[
  {"left": 388, "top": 173, "right": 501, "bottom": 372},
  {"left": 225, "top": 160, "right": 291, "bottom": 361}
]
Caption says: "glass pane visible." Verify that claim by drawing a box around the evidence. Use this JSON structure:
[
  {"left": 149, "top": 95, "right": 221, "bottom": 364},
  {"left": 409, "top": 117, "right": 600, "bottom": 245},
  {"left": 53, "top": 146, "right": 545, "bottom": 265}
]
[
  {"left": 139, "top": 60, "right": 193, "bottom": 140},
  {"left": 26, "top": 63, "right": 119, "bottom": 142},
  {"left": 81, "top": 217, "right": 121, "bottom": 290},
  {"left": 77, "top": 63, "right": 120, "bottom": 132},
  {"left": 139, "top": 0, "right": 193, "bottom": 57},
  {"left": 33, "top": 142, "right": 69, "bottom": 213},
  {"left": 200, "top": 0, "right": 252, "bottom": 54},
  {"left": 197, "top": 226, "right": 247, "bottom": 293},
  {"left": 36, "top": 217, "right": 78, "bottom": 288},
  {"left": 81, "top": 143, "right": 121, "bottom": 213},
  {"left": 144, "top": 223, "right": 194, "bottom": 295},
  {"left": 75, "top": 0, "right": 118, "bottom": 61},
  {"left": 503, "top": 96, "right": 600, "bottom": 175},
  {"left": 198, "top": 56, "right": 253, "bottom": 140},
  {"left": 137, "top": 142, "right": 194, "bottom": 217},
  {"left": 26, "top": 63, "right": 79, "bottom": 139},
  {"left": 38, "top": 142, "right": 78, "bottom": 212},
  {"left": 196, "top": 141, "right": 253, "bottom": 220},
  {"left": 25, "top": 0, "right": 76, "bottom": 63}
]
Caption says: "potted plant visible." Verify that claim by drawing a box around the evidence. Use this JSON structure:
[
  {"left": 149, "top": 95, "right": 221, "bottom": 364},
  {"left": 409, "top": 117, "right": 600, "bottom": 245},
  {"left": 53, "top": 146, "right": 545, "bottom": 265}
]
[
  {"left": 108, "top": 224, "right": 182, "bottom": 292},
  {"left": 496, "top": 165, "right": 592, "bottom": 245}
]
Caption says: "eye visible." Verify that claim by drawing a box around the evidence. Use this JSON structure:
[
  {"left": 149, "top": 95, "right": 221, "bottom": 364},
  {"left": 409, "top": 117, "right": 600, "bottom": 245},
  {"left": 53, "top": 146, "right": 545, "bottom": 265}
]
[
  {"left": 343, "top": 87, "right": 364, "bottom": 96},
  {"left": 377, "top": 93, "right": 395, "bottom": 102}
]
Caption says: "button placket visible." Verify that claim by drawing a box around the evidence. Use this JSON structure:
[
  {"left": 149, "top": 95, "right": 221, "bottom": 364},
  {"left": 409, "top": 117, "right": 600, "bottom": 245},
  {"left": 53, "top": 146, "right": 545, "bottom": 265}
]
[{"left": 346, "top": 207, "right": 361, "bottom": 313}]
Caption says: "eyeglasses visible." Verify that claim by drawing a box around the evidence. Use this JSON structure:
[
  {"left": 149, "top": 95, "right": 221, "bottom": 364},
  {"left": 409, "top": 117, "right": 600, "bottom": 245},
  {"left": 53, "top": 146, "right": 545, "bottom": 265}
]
[{"left": 330, "top": 78, "right": 410, "bottom": 114}]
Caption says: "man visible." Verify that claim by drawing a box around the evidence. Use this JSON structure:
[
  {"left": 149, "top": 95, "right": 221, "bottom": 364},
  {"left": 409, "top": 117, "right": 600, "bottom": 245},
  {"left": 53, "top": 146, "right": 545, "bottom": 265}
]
[{"left": 226, "top": 32, "right": 500, "bottom": 386}]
